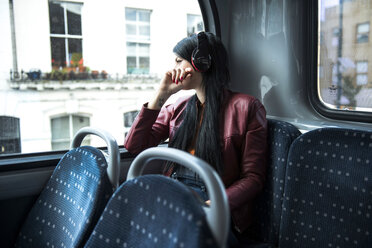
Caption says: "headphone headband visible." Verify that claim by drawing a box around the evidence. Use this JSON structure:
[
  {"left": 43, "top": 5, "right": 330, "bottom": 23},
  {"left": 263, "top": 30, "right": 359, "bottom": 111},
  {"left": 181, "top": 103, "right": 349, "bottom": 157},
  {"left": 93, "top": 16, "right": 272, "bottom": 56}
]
[{"left": 191, "top": 32, "right": 211, "bottom": 72}]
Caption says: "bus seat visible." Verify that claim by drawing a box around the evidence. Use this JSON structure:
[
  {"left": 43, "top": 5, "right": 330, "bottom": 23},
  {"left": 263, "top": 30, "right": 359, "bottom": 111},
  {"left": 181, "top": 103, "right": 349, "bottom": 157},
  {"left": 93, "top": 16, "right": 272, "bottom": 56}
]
[
  {"left": 250, "top": 119, "right": 301, "bottom": 246},
  {"left": 84, "top": 147, "right": 230, "bottom": 248},
  {"left": 15, "top": 127, "right": 120, "bottom": 248},
  {"left": 279, "top": 128, "right": 372, "bottom": 247}
]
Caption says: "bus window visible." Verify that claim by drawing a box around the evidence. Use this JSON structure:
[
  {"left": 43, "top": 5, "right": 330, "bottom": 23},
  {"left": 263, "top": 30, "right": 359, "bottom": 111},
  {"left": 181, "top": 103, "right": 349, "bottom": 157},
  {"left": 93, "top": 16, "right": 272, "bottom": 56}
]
[
  {"left": 318, "top": 0, "right": 372, "bottom": 112},
  {"left": 1, "top": 0, "right": 203, "bottom": 155}
]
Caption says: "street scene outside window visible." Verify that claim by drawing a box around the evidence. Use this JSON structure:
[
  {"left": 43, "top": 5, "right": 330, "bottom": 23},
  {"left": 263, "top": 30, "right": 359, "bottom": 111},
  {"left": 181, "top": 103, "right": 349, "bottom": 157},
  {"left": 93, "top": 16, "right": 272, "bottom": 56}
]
[
  {"left": 318, "top": 0, "right": 372, "bottom": 112},
  {"left": 0, "top": 0, "right": 204, "bottom": 155}
]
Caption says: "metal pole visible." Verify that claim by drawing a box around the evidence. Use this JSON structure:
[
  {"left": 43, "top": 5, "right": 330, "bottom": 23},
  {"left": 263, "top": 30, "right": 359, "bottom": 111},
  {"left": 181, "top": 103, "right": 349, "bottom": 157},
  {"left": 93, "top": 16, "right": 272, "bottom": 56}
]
[
  {"left": 336, "top": 0, "right": 343, "bottom": 108},
  {"left": 9, "top": 0, "right": 19, "bottom": 79}
]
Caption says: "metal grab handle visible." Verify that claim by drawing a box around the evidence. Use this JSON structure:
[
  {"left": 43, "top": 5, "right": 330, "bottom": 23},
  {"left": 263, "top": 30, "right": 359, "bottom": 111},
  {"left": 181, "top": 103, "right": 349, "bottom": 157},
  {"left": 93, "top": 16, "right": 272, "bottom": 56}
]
[
  {"left": 127, "top": 147, "right": 230, "bottom": 248},
  {"left": 71, "top": 127, "right": 120, "bottom": 189}
]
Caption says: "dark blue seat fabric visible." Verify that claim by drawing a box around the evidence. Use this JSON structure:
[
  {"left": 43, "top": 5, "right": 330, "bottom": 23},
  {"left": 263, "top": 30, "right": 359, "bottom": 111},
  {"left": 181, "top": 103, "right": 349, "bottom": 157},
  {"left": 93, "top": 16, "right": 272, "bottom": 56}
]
[
  {"left": 279, "top": 128, "right": 372, "bottom": 247},
  {"left": 250, "top": 119, "right": 300, "bottom": 246},
  {"left": 84, "top": 174, "right": 218, "bottom": 248},
  {"left": 15, "top": 146, "right": 113, "bottom": 248}
]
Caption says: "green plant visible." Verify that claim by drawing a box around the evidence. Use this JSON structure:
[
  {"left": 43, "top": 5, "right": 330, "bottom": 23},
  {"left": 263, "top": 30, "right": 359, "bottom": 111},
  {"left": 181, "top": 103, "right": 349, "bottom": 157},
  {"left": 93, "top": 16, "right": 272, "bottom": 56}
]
[
  {"left": 342, "top": 75, "right": 362, "bottom": 107},
  {"left": 70, "top": 53, "right": 83, "bottom": 67}
]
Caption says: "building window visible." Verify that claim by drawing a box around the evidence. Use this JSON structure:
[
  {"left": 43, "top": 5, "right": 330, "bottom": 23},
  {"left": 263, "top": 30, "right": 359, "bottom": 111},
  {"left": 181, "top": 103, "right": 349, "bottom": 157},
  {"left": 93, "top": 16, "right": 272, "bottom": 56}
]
[
  {"left": 51, "top": 114, "right": 90, "bottom": 150},
  {"left": 123, "top": 110, "right": 139, "bottom": 137},
  {"left": 125, "top": 8, "right": 151, "bottom": 74},
  {"left": 356, "top": 22, "right": 369, "bottom": 43},
  {"left": 0, "top": 116, "right": 21, "bottom": 154},
  {"left": 49, "top": 1, "right": 83, "bottom": 69},
  {"left": 332, "top": 27, "right": 339, "bottom": 47},
  {"left": 187, "top": 14, "right": 204, "bottom": 37},
  {"left": 356, "top": 61, "right": 368, "bottom": 85}
]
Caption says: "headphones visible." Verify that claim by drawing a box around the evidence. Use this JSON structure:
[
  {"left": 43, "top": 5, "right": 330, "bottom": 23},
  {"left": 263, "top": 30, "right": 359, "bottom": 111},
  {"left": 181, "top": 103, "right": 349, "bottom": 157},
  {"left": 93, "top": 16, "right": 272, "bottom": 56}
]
[{"left": 191, "top": 32, "right": 211, "bottom": 72}]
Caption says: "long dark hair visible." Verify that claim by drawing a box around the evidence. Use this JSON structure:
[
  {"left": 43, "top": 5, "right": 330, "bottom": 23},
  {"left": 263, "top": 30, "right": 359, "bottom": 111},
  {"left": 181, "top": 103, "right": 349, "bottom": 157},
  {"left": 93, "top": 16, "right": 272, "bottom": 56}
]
[{"left": 168, "top": 32, "right": 230, "bottom": 174}]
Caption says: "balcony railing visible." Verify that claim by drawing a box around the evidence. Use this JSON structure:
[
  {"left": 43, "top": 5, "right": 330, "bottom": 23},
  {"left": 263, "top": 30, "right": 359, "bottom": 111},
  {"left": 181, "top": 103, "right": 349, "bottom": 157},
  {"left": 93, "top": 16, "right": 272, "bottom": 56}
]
[{"left": 8, "top": 69, "right": 160, "bottom": 91}]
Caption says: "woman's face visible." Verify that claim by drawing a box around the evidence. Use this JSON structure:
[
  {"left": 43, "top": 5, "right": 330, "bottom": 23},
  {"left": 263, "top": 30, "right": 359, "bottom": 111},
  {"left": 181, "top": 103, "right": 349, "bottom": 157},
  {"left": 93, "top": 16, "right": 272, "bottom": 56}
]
[{"left": 174, "top": 55, "right": 203, "bottom": 91}]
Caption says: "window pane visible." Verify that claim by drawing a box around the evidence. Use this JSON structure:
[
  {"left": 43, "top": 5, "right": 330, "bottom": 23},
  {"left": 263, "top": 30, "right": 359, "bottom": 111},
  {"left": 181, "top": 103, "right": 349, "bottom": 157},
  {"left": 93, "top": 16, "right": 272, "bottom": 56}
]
[
  {"left": 139, "top": 25, "right": 150, "bottom": 37},
  {"left": 138, "top": 43, "right": 149, "bottom": 56},
  {"left": 357, "top": 33, "right": 369, "bottom": 43},
  {"left": 139, "top": 57, "right": 149, "bottom": 69},
  {"left": 138, "top": 11, "right": 150, "bottom": 22},
  {"left": 51, "top": 37, "right": 66, "bottom": 68},
  {"left": 187, "top": 14, "right": 204, "bottom": 36},
  {"left": 126, "top": 42, "right": 136, "bottom": 56},
  {"left": 0, "top": 116, "right": 21, "bottom": 154},
  {"left": 127, "top": 57, "right": 137, "bottom": 74},
  {"left": 2, "top": 0, "right": 203, "bottom": 155},
  {"left": 124, "top": 111, "right": 139, "bottom": 127},
  {"left": 356, "top": 74, "right": 368, "bottom": 85},
  {"left": 66, "top": 3, "right": 82, "bottom": 35},
  {"left": 126, "top": 24, "right": 136, "bottom": 35},
  {"left": 357, "top": 23, "right": 369, "bottom": 33},
  {"left": 356, "top": 61, "right": 368, "bottom": 73},
  {"left": 68, "top": 39, "right": 82, "bottom": 66},
  {"left": 72, "top": 115, "right": 90, "bottom": 135},
  {"left": 318, "top": 0, "right": 372, "bottom": 111},
  {"left": 49, "top": 2, "right": 65, "bottom": 34},
  {"left": 51, "top": 116, "right": 69, "bottom": 140},
  {"left": 125, "top": 8, "right": 136, "bottom": 21},
  {"left": 72, "top": 115, "right": 90, "bottom": 147}
]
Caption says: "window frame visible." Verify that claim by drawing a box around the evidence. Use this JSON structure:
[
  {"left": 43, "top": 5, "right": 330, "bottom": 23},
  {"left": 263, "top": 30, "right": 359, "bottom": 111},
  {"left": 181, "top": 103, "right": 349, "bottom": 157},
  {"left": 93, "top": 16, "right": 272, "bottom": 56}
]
[
  {"left": 50, "top": 114, "right": 91, "bottom": 151},
  {"left": 309, "top": 0, "right": 372, "bottom": 123},
  {"left": 356, "top": 60, "right": 368, "bottom": 86},
  {"left": 356, "top": 22, "right": 370, "bottom": 44},
  {"left": 125, "top": 7, "right": 151, "bottom": 74},
  {"left": 49, "top": 1, "right": 83, "bottom": 68}
]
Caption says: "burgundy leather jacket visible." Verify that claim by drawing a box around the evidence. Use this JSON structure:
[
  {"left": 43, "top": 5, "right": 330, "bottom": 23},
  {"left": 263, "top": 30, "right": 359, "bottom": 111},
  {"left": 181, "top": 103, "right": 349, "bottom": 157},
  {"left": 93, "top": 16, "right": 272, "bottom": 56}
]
[{"left": 124, "top": 89, "right": 268, "bottom": 233}]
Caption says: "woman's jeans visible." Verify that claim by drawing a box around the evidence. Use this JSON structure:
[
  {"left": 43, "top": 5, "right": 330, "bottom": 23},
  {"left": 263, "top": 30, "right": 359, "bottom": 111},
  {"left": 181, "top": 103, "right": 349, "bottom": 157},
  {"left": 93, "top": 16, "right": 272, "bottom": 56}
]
[
  {"left": 171, "top": 172, "right": 209, "bottom": 202},
  {"left": 171, "top": 171, "right": 240, "bottom": 247}
]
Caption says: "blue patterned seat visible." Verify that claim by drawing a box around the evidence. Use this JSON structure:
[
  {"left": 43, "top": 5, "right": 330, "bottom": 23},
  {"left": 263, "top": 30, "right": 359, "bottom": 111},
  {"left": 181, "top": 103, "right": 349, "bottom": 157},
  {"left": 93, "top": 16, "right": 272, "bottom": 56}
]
[
  {"left": 85, "top": 146, "right": 229, "bottom": 247},
  {"left": 84, "top": 174, "right": 218, "bottom": 248},
  {"left": 15, "top": 128, "right": 119, "bottom": 248},
  {"left": 279, "top": 128, "right": 372, "bottom": 247},
  {"left": 250, "top": 119, "right": 300, "bottom": 246}
]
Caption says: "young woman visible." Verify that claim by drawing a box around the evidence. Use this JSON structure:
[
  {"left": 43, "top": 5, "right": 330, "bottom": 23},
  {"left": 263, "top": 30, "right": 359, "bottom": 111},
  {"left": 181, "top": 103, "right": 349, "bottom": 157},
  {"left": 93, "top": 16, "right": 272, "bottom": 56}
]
[{"left": 124, "top": 32, "right": 268, "bottom": 240}]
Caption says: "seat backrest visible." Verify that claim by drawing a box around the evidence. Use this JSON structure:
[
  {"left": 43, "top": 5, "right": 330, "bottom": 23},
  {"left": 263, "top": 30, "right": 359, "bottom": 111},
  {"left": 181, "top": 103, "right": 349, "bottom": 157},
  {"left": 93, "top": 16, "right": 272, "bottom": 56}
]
[
  {"left": 252, "top": 119, "right": 301, "bottom": 245},
  {"left": 85, "top": 146, "right": 229, "bottom": 248},
  {"left": 15, "top": 146, "right": 113, "bottom": 248},
  {"left": 15, "top": 127, "right": 119, "bottom": 248},
  {"left": 84, "top": 174, "right": 218, "bottom": 248},
  {"left": 279, "top": 128, "right": 372, "bottom": 247}
]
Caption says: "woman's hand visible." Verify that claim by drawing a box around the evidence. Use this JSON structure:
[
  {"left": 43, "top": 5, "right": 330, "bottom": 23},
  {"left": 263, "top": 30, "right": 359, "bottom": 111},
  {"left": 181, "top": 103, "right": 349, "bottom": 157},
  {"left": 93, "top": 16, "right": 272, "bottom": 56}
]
[
  {"left": 158, "top": 67, "right": 193, "bottom": 95},
  {"left": 148, "top": 67, "right": 193, "bottom": 110}
]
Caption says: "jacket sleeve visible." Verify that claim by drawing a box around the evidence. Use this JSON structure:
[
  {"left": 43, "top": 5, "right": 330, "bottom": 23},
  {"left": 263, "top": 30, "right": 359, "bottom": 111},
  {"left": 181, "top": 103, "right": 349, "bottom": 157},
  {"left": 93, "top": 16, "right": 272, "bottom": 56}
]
[
  {"left": 225, "top": 100, "right": 268, "bottom": 211},
  {"left": 124, "top": 103, "right": 173, "bottom": 155}
]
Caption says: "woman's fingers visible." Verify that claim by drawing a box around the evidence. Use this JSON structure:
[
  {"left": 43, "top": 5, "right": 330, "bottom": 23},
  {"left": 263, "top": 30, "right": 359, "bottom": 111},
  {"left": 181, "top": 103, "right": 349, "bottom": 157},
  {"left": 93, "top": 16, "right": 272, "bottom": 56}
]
[
  {"left": 171, "top": 69, "right": 177, "bottom": 83},
  {"left": 169, "top": 67, "right": 193, "bottom": 85},
  {"left": 178, "top": 67, "right": 193, "bottom": 83}
]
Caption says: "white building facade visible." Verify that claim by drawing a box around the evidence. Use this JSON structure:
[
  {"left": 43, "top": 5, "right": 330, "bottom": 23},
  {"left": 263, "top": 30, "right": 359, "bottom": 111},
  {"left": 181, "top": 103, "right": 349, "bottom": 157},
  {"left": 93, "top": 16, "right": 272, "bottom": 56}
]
[{"left": 0, "top": 0, "right": 203, "bottom": 154}]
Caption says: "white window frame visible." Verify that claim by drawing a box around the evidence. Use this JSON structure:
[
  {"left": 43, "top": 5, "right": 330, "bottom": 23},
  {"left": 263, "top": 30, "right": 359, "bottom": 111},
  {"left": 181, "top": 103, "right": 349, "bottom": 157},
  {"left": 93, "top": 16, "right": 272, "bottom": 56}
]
[
  {"left": 51, "top": 114, "right": 90, "bottom": 150},
  {"left": 356, "top": 61, "right": 368, "bottom": 85},
  {"left": 49, "top": 1, "right": 83, "bottom": 67},
  {"left": 356, "top": 22, "right": 369, "bottom": 43},
  {"left": 125, "top": 8, "right": 151, "bottom": 74}
]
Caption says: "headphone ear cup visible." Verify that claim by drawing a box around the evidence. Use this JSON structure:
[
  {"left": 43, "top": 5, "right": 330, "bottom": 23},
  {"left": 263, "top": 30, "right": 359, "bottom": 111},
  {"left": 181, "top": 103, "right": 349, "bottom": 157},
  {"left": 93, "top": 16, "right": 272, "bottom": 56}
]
[
  {"left": 191, "top": 33, "right": 211, "bottom": 72},
  {"left": 191, "top": 48, "right": 211, "bottom": 72}
]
